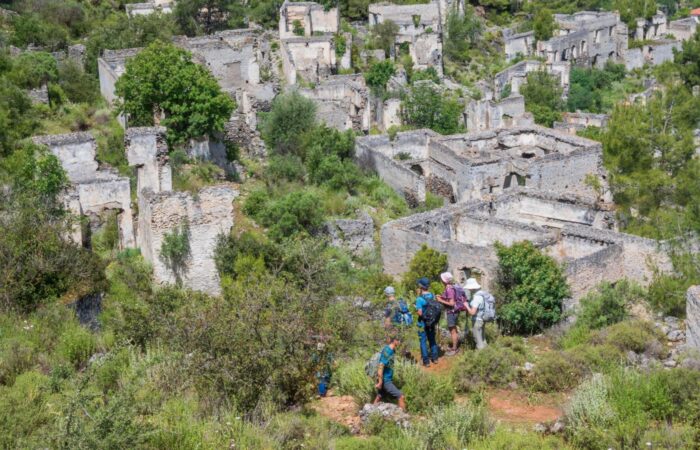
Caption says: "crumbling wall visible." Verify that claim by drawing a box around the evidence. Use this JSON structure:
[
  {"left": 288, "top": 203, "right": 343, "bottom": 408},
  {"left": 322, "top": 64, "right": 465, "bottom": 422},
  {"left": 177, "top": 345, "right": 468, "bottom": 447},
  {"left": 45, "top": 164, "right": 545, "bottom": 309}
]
[
  {"left": 126, "top": 1, "right": 173, "bottom": 17},
  {"left": 126, "top": 127, "right": 172, "bottom": 195},
  {"left": 33, "top": 132, "right": 135, "bottom": 249},
  {"left": 326, "top": 211, "right": 375, "bottom": 255},
  {"left": 98, "top": 48, "right": 141, "bottom": 106},
  {"left": 504, "top": 30, "right": 535, "bottom": 60},
  {"left": 298, "top": 75, "right": 371, "bottom": 132},
  {"left": 669, "top": 17, "right": 698, "bottom": 41},
  {"left": 279, "top": 1, "right": 338, "bottom": 39},
  {"left": 138, "top": 186, "right": 237, "bottom": 295},
  {"left": 635, "top": 13, "right": 668, "bottom": 40},
  {"left": 281, "top": 37, "right": 335, "bottom": 85},
  {"left": 382, "top": 98, "right": 402, "bottom": 130},
  {"left": 687, "top": 286, "right": 700, "bottom": 351},
  {"left": 494, "top": 60, "right": 570, "bottom": 97},
  {"left": 465, "top": 95, "right": 529, "bottom": 131}
]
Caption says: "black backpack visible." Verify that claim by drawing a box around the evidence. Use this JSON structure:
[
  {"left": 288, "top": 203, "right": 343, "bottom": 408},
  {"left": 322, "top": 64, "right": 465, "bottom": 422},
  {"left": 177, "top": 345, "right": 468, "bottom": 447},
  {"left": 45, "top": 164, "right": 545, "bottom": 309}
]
[{"left": 421, "top": 295, "right": 442, "bottom": 327}]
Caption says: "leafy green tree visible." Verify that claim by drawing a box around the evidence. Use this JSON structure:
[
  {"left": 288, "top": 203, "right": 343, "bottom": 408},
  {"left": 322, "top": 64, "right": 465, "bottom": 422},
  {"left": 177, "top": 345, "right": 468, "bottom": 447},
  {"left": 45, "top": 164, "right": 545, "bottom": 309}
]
[
  {"left": 370, "top": 20, "right": 399, "bottom": 57},
  {"left": 84, "top": 12, "right": 178, "bottom": 74},
  {"left": 261, "top": 90, "right": 317, "bottom": 158},
  {"left": 495, "top": 241, "right": 570, "bottom": 335},
  {"left": 159, "top": 222, "right": 192, "bottom": 286},
  {"left": 174, "top": 0, "right": 246, "bottom": 36},
  {"left": 7, "top": 51, "right": 58, "bottom": 89},
  {"left": 10, "top": 13, "right": 69, "bottom": 51},
  {"left": 364, "top": 60, "right": 396, "bottom": 95},
  {"left": 0, "top": 78, "right": 38, "bottom": 155},
  {"left": 520, "top": 70, "right": 564, "bottom": 127},
  {"left": 115, "top": 41, "right": 235, "bottom": 144},
  {"left": 57, "top": 60, "right": 98, "bottom": 104},
  {"left": 401, "top": 244, "right": 448, "bottom": 292},
  {"left": 675, "top": 30, "right": 700, "bottom": 88},
  {"left": 244, "top": 190, "right": 325, "bottom": 241},
  {"left": 444, "top": 7, "right": 482, "bottom": 63},
  {"left": 533, "top": 8, "right": 555, "bottom": 41},
  {"left": 567, "top": 63, "right": 626, "bottom": 112},
  {"left": 0, "top": 144, "right": 106, "bottom": 312},
  {"left": 402, "top": 82, "right": 463, "bottom": 134}
]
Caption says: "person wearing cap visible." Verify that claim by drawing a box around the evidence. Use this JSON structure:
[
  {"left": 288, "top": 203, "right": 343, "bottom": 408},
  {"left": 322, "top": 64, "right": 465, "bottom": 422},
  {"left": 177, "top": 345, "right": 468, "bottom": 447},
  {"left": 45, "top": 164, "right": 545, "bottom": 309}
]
[
  {"left": 436, "top": 272, "right": 460, "bottom": 356},
  {"left": 464, "top": 278, "right": 487, "bottom": 350},
  {"left": 415, "top": 277, "right": 439, "bottom": 367}
]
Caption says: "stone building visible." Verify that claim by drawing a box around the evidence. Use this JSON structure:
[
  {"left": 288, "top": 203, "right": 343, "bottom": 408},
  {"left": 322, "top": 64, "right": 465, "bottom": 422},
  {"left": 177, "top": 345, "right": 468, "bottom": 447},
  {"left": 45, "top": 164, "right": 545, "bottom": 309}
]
[
  {"left": 298, "top": 74, "right": 371, "bottom": 132},
  {"left": 380, "top": 188, "right": 671, "bottom": 303},
  {"left": 538, "top": 12, "right": 628, "bottom": 68},
  {"left": 280, "top": 35, "right": 337, "bottom": 84},
  {"left": 368, "top": 1, "right": 444, "bottom": 75},
  {"left": 503, "top": 29, "right": 536, "bottom": 61},
  {"left": 687, "top": 286, "right": 700, "bottom": 351},
  {"left": 669, "top": 17, "right": 699, "bottom": 41},
  {"left": 464, "top": 95, "right": 532, "bottom": 132},
  {"left": 494, "top": 60, "right": 570, "bottom": 98},
  {"left": 278, "top": 1, "right": 339, "bottom": 39},
  {"left": 97, "top": 48, "right": 142, "bottom": 108},
  {"left": 32, "top": 133, "right": 135, "bottom": 250},
  {"left": 355, "top": 126, "right": 608, "bottom": 206},
  {"left": 623, "top": 39, "right": 682, "bottom": 70},
  {"left": 125, "top": 127, "right": 238, "bottom": 295},
  {"left": 634, "top": 12, "right": 668, "bottom": 41},
  {"left": 125, "top": 0, "right": 173, "bottom": 18},
  {"left": 553, "top": 112, "right": 609, "bottom": 134}
]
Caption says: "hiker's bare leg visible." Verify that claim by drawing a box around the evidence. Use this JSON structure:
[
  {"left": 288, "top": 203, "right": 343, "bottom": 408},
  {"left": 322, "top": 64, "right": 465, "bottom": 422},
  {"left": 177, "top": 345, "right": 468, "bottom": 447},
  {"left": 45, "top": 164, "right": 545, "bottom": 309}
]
[
  {"left": 398, "top": 396, "right": 406, "bottom": 411},
  {"left": 450, "top": 327, "right": 458, "bottom": 351},
  {"left": 373, "top": 395, "right": 381, "bottom": 404}
]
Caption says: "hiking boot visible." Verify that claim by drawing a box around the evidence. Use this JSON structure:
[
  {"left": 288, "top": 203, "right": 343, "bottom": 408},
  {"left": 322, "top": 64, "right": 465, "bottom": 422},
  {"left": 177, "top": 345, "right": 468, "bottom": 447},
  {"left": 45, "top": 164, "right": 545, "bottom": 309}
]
[
  {"left": 423, "top": 362, "right": 431, "bottom": 368},
  {"left": 446, "top": 349, "right": 458, "bottom": 357}
]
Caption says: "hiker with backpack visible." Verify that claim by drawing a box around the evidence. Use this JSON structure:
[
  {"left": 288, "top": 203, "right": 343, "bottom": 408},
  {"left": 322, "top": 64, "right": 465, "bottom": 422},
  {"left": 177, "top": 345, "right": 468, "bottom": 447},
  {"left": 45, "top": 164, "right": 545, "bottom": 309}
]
[
  {"left": 415, "top": 277, "right": 441, "bottom": 367},
  {"left": 436, "top": 272, "right": 468, "bottom": 356},
  {"left": 383, "top": 286, "right": 413, "bottom": 328},
  {"left": 370, "top": 333, "right": 406, "bottom": 411},
  {"left": 464, "top": 278, "right": 495, "bottom": 350}
]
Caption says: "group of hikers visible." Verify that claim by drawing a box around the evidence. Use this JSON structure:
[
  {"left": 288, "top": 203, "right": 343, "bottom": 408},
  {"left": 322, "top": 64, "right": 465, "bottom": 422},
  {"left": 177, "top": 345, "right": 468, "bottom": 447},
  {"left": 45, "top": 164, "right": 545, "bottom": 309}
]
[{"left": 372, "top": 272, "right": 495, "bottom": 410}]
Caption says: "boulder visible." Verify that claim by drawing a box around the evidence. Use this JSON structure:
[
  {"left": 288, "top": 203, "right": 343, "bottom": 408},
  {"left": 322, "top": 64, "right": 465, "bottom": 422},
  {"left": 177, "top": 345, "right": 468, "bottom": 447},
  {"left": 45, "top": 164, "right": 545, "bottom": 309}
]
[
  {"left": 326, "top": 211, "right": 375, "bottom": 255},
  {"left": 687, "top": 286, "right": 700, "bottom": 350},
  {"left": 359, "top": 403, "right": 410, "bottom": 428}
]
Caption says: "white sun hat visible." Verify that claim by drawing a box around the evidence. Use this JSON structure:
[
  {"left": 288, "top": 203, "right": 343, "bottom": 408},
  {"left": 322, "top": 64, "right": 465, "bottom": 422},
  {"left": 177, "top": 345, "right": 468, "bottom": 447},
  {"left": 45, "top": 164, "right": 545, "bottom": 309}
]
[
  {"left": 464, "top": 278, "right": 481, "bottom": 290},
  {"left": 440, "top": 272, "right": 453, "bottom": 283}
]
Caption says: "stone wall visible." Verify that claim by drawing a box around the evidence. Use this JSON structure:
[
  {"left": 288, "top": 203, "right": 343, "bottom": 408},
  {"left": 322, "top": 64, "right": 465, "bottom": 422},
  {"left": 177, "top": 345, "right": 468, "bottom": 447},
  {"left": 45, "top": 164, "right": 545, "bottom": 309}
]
[
  {"left": 298, "top": 75, "right": 371, "bottom": 132},
  {"left": 125, "top": 1, "right": 173, "bottom": 17},
  {"left": 380, "top": 189, "right": 670, "bottom": 302},
  {"left": 503, "top": 29, "right": 535, "bottom": 60},
  {"left": 138, "top": 186, "right": 237, "bottom": 295},
  {"left": 553, "top": 112, "right": 609, "bottom": 134},
  {"left": 33, "top": 132, "right": 135, "bottom": 249},
  {"left": 687, "top": 286, "right": 700, "bottom": 351},
  {"left": 326, "top": 211, "right": 375, "bottom": 255},
  {"left": 669, "top": 17, "right": 698, "bottom": 41},
  {"left": 281, "top": 37, "right": 335, "bottom": 85},
  {"left": 279, "top": 1, "right": 339, "bottom": 39},
  {"left": 465, "top": 95, "right": 530, "bottom": 131},
  {"left": 494, "top": 60, "right": 570, "bottom": 98}
]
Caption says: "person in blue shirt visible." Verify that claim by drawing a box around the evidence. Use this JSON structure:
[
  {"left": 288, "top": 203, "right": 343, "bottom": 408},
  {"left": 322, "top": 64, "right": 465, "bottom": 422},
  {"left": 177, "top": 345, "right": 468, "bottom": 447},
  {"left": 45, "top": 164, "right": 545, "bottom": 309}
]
[
  {"left": 415, "top": 277, "right": 439, "bottom": 367},
  {"left": 373, "top": 333, "right": 406, "bottom": 411}
]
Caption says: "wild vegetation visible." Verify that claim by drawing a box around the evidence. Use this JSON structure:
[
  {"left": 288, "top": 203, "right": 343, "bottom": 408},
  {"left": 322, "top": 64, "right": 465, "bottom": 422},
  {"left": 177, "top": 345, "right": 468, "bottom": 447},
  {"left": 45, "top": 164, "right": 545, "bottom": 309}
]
[{"left": 2, "top": 0, "right": 700, "bottom": 448}]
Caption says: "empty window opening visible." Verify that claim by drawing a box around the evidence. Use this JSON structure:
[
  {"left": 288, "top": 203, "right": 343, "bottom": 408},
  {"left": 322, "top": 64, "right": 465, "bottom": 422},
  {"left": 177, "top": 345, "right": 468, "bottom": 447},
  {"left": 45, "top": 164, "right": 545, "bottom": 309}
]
[
  {"left": 503, "top": 173, "right": 526, "bottom": 189},
  {"left": 410, "top": 164, "right": 424, "bottom": 176}
]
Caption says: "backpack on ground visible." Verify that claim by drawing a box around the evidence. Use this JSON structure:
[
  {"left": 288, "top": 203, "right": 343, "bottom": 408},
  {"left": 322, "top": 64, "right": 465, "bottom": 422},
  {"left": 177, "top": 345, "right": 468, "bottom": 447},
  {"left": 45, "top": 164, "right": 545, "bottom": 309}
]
[
  {"left": 452, "top": 285, "right": 468, "bottom": 312},
  {"left": 477, "top": 290, "right": 496, "bottom": 322},
  {"left": 392, "top": 299, "right": 414, "bottom": 326},
  {"left": 365, "top": 351, "right": 382, "bottom": 379},
  {"left": 421, "top": 295, "right": 442, "bottom": 327}
]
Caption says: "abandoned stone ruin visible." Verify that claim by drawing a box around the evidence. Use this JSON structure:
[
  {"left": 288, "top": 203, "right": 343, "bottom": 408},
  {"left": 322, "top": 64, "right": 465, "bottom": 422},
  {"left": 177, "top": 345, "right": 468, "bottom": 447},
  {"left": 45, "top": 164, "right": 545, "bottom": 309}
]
[
  {"left": 125, "top": 0, "right": 173, "bottom": 18},
  {"left": 554, "top": 112, "right": 610, "bottom": 134},
  {"left": 368, "top": 1, "right": 444, "bottom": 75},
  {"left": 33, "top": 128, "right": 238, "bottom": 296},
  {"left": 33, "top": 133, "right": 136, "bottom": 250},
  {"left": 355, "top": 126, "right": 608, "bottom": 206},
  {"left": 380, "top": 188, "right": 671, "bottom": 308}
]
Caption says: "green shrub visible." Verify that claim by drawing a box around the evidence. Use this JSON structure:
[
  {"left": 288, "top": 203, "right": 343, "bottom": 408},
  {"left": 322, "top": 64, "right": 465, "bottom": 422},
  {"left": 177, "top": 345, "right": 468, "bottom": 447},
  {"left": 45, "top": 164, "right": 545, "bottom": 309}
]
[
  {"left": 266, "top": 154, "right": 305, "bottom": 183},
  {"left": 159, "top": 221, "right": 191, "bottom": 285},
  {"left": 565, "top": 374, "right": 617, "bottom": 449},
  {"left": 528, "top": 351, "right": 586, "bottom": 392},
  {"left": 261, "top": 91, "right": 317, "bottom": 158},
  {"left": 575, "top": 280, "right": 642, "bottom": 330},
  {"left": 267, "top": 411, "right": 348, "bottom": 450},
  {"left": 597, "top": 320, "right": 663, "bottom": 356},
  {"left": 494, "top": 241, "right": 570, "bottom": 335},
  {"left": 470, "top": 427, "right": 571, "bottom": 449},
  {"left": 401, "top": 244, "right": 447, "bottom": 292},
  {"left": 407, "top": 403, "right": 492, "bottom": 449},
  {"left": 56, "top": 322, "right": 97, "bottom": 368},
  {"left": 452, "top": 343, "right": 525, "bottom": 392},
  {"left": 0, "top": 371, "right": 55, "bottom": 449},
  {"left": 335, "top": 359, "right": 374, "bottom": 406},
  {"left": 395, "top": 360, "right": 454, "bottom": 413},
  {"left": 565, "top": 344, "right": 623, "bottom": 373},
  {"left": 0, "top": 337, "right": 37, "bottom": 386}
]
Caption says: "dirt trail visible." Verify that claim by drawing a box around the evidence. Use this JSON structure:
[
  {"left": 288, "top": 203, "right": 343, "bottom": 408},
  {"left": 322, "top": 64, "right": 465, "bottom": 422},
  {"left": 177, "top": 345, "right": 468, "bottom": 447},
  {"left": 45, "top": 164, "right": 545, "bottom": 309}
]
[
  {"left": 486, "top": 389, "right": 564, "bottom": 424},
  {"left": 310, "top": 393, "right": 362, "bottom": 431}
]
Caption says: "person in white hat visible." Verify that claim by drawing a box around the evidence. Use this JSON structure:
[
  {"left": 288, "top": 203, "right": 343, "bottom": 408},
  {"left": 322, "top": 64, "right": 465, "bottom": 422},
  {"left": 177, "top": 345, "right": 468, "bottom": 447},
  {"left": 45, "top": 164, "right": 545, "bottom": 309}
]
[{"left": 464, "top": 278, "right": 487, "bottom": 349}]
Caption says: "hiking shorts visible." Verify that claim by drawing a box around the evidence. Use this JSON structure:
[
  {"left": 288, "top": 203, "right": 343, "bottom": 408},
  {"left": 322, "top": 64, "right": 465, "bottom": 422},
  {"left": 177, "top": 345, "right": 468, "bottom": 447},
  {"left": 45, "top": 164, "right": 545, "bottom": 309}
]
[
  {"left": 446, "top": 311, "right": 460, "bottom": 328},
  {"left": 379, "top": 381, "right": 403, "bottom": 400}
]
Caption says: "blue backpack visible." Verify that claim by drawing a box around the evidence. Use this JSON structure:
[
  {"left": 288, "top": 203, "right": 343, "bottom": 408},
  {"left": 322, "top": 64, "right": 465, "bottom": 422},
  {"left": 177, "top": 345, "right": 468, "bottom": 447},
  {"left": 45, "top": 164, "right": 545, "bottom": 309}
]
[{"left": 392, "top": 299, "right": 414, "bottom": 326}]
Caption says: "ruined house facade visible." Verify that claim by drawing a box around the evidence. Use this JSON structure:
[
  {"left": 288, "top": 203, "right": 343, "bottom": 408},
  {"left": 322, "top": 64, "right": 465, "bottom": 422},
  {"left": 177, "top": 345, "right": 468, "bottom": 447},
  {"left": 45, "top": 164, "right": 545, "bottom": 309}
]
[
  {"left": 32, "top": 133, "right": 135, "bottom": 250},
  {"left": 380, "top": 189, "right": 671, "bottom": 303},
  {"left": 125, "top": 127, "right": 238, "bottom": 295},
  {"left": 553, "top": 112, "right": 609, "bottom": 134},
  {"left": 125, "top": 0, "right": 173, "bottom": 18},
  {"left": 368, "top": 1, "right": 444, "bottom": 75},
  {"left": 278, "top": 1, "right": 339, "bottom": 39},
  {"left": 355, "top": 126, "right": 608, "bottom": 206},
  {"left": 494, "top": 60, "right": 570, "bottom": 98},
  {"left": 298, "top": 74, "right": 371, "bottom": 132},
  {"left": 464, "top": 95, "right": 532, "bottom": 132}
]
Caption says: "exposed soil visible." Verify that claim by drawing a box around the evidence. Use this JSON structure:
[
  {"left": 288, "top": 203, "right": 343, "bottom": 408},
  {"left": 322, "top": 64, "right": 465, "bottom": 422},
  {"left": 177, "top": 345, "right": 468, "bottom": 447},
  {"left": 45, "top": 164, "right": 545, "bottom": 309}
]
[
  {"left": 486, "top": 389, "right": 564, "bottom": 424},
  {"left": 310, "top": 392, "right": 362, "bottom": 432}
]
